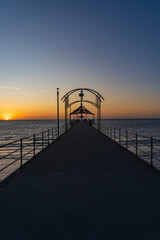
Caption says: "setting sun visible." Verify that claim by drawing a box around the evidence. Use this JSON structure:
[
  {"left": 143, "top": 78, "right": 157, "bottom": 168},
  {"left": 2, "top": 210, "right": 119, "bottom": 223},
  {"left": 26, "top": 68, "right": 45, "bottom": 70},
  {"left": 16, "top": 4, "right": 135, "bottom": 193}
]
[{"left": 0, "top": 113, "right": 13, "bottom": 121}]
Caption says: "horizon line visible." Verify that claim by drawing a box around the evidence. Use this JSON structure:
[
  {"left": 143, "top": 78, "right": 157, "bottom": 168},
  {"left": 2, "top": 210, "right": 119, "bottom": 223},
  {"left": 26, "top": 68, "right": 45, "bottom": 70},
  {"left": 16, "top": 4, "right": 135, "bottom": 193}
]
[{"left": 0, "top": 117, "right": 160, "bottom": 121}]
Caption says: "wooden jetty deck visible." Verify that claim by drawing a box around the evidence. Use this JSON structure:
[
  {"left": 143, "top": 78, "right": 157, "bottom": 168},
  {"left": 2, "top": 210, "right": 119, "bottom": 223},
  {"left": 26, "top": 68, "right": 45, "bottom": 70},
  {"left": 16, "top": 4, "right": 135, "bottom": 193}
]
[{"left": 1, "top": 122, "right": 160, "bottom": 239}]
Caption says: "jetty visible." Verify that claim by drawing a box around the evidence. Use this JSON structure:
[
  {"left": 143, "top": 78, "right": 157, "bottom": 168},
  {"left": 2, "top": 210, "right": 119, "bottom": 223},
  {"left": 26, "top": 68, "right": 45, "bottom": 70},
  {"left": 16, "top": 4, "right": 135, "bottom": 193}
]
[{"left": 1, "top": 122, "right": 160, "bottom": 239}]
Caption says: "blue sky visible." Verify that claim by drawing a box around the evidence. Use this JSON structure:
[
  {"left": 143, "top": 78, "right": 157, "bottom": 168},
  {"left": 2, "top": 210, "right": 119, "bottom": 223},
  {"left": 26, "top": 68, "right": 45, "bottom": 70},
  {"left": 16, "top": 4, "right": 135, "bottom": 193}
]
[{"left": 0, "top": 0, "right": 160, "bottom": 119}]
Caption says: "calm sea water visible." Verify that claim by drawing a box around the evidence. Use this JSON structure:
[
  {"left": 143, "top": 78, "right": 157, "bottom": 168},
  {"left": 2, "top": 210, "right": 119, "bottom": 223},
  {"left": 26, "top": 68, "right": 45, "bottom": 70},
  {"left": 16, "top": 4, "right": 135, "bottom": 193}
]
[
  {"left": 101, "top": 119, "right": 160, "bottom": 139},
  {"left": 0, "top": 119, "right": 160, "bottom": 181},
  {"left": 0, "top": 119, "right": 159, "bottom": 146},
  {"left": 0, "top": 120, "right": 64, "bottom": 146},
  {"left": 101, "top": 119, "right": 160, "bottom": 170}
]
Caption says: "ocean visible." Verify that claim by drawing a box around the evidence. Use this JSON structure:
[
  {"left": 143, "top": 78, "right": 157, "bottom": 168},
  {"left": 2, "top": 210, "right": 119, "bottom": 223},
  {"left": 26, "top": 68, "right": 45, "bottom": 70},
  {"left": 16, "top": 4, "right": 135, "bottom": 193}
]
[
  {"left": 0, "top": 119, "right": 160, "bottom": 146},
  {"left": 0, "top": 119, "right": 64, "bottom": 146},
  {"left": 0, "top": 119, "right": 160, "bottom": 182},
  {"left": 101, "top": 119, "right": 160, "bottom": 139},
  {"left": 101, "top": 119, "right": 160, "bottom": 170}
]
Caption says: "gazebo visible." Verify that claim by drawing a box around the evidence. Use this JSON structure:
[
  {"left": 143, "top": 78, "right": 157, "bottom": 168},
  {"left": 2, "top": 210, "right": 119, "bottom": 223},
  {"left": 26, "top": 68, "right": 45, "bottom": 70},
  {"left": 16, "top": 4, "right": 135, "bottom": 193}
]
[
  {"left": 70, "top": 105, "right": 94, "bottom": 122},
  {"left": 61, "top": 88, "right": 104, "bottom": 130}
]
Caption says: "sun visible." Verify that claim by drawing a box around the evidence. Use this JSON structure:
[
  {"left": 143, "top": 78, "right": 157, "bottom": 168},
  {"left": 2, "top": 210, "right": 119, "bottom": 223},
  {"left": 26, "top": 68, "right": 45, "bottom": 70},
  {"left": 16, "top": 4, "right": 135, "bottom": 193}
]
[{"left": 1, "top": 113, "right": 13, "bottom": 120}]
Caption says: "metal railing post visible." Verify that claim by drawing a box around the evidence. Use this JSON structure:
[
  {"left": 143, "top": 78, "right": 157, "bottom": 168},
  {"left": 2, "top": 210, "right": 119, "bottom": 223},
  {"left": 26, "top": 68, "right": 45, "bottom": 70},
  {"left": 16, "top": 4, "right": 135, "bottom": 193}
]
[
  {"left": 56, "top": 127, "right": 58, "bottom": 138},
  {"left": 48, "top": 130, "right": 49, "bottom": 145},
  {"left": 57, "top": 88, "right": 60, "bottom": 138},
  {"left": 151, "top": 137, "right": 153, "bottom": 167},
  {"left": 114, "top": 128, "right": 116, "bottom": 141},
  {"left": 33, "top": 135, "right": 35, "bottom": 158},
  {"left": 126, "top": 131, "right": 128, "bottom": 150},
  {"left": 107, "top": 126, "right": 108, "bottom": 137},
  {"left": 42, "top": 132, "right": 44, "bottom": 150},
  {"left": 20, "top": 139, "right": 23, "bottom": 169},
  {"left": 54, "top": 128, "right": 55, "bottom": 139},
  {"left": 52, "top": 128, "right": 53, "bottom": 142},
  {"left": 119, "top": 129, "right": 121, "bottom": 145},
  {"left": 136, "top": 134, "right": 138, "bottom": 156}
]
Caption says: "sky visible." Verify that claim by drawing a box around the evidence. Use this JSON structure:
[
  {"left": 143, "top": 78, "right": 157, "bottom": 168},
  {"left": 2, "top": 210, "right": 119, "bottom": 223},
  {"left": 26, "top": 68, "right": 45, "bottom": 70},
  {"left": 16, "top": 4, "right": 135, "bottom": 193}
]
[{"left": 0, "top": 0, "right": 160, "bottom": 119}]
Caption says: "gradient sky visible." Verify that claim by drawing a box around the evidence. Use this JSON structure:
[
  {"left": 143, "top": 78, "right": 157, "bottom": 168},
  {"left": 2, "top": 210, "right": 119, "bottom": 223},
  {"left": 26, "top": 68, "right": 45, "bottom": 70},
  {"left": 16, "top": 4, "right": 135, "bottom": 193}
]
[{"left": 0, "top": 0, "right": 160, "bottom": 119}]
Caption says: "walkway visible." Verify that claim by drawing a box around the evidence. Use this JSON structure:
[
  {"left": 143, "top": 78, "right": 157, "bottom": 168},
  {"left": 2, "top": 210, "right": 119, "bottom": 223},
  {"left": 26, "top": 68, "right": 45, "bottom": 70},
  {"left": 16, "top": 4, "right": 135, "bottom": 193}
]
[{"left": 0, "top": 122, "right": 160, "bottom": 240}]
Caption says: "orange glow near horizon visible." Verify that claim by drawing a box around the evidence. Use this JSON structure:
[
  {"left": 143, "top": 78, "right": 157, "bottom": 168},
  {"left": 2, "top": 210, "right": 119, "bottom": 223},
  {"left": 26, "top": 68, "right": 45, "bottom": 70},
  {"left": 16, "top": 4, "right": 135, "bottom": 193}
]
[
  {"left": 1, "top": 102, "right": 160, "bottom": 120},
  {"left": 0, "top": 110, "right": 57, "bottom": 120},
  {"left": 1, "top": 113, "right": 13, "bottom": 121},
  {"left": 1, "top": 87, "right": 160, "bottom": 120}
]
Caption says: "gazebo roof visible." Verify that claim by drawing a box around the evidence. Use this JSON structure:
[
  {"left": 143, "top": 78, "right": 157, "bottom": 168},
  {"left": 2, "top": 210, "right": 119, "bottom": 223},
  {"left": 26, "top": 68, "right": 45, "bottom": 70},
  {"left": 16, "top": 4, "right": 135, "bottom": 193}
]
[{"left": 70, "top": 106, "right": 94, "bottom": 115}]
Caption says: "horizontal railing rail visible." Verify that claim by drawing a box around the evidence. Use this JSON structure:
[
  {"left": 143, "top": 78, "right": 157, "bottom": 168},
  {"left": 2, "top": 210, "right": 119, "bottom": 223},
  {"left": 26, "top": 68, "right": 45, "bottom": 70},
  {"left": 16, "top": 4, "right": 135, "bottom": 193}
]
[
  {"left": 0, "top": 124, "right": 70, "bottom": 182},
  {"left": 93, "top": 123, "right": 160, "bottom": 170}
]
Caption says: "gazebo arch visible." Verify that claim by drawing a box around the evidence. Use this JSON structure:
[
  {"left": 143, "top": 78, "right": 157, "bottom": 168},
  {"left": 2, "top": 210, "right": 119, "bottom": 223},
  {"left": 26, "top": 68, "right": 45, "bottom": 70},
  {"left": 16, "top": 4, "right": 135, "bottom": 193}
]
[{"left": 61, "top": 88, "right": 104, "bottom": 130}]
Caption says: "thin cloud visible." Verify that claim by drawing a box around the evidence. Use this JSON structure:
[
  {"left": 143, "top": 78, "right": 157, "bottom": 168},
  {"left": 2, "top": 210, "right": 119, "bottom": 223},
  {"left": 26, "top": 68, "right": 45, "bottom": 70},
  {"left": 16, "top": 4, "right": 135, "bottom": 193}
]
[
  {"left": 34, "top": 90, "right": 46, "bottom": 94},
  {"left": 32, "top": 94, "right": 37, "bottom": 98},
  {"left": 0, "top": 86, "right": 21, "bottom": 91},
  {"left": 31, "top": 90, "right": 46, "bottom": 98}
]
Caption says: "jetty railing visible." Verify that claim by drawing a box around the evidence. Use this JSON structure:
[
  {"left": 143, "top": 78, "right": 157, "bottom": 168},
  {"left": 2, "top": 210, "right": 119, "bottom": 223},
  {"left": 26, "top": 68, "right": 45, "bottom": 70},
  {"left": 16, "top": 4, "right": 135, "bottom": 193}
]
[
  {"left": 94, "top": 123, "right": 160, "bottom": 170},
  {"left": 0, "top": 124, "right": 69, "bottom": 181}
]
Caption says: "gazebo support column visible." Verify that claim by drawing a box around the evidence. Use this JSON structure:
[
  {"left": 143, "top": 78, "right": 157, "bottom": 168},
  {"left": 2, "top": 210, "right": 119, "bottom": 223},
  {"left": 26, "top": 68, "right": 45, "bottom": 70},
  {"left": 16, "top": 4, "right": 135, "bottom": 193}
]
[{"left": 65, "top": 96, "right": 69, "bottom": 130}]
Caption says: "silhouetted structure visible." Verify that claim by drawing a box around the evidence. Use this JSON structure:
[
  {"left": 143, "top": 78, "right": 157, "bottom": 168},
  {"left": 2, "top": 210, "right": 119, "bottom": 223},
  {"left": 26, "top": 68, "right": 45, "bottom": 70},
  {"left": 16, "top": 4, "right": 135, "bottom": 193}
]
[
  {"left": 70, "top": 105, "right": 94, "bottom": 122},
  {"left": 61, "top": 88, "right": 104, "bottom": 130}
]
